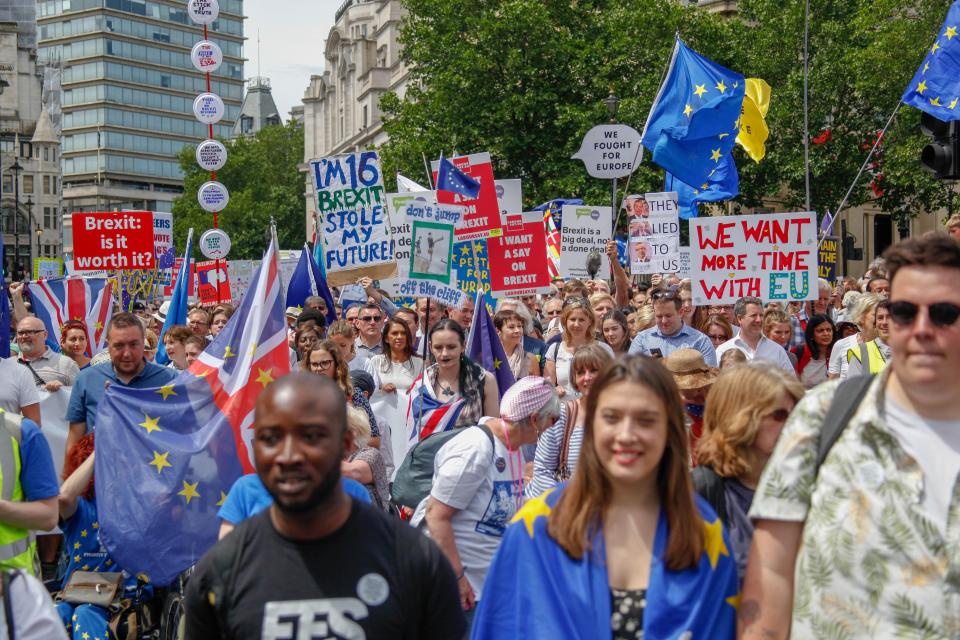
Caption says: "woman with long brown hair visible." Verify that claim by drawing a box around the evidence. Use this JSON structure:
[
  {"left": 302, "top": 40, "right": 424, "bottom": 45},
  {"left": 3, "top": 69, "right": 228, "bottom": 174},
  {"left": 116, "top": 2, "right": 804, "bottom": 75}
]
[{"left": 472, "top": 355, "right": 738, "bottom": 639}]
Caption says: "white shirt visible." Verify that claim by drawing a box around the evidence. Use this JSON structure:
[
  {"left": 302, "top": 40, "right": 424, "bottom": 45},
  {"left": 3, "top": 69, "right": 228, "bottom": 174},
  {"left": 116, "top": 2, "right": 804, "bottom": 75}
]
[
  {"left": 0, "top": 570, "right": 67, "bottom": 639},
  {"left": 0, "top": 358, "right": 41, "bottom": 414},
  {"left": 411, "top": 423, "right": 523, "bottom": 598},
  {"left": 715, "top": 334, "right": 794, "bottom": 372},
  {"left": 829, "top": 333, "right": 860, "bottom": 379}
]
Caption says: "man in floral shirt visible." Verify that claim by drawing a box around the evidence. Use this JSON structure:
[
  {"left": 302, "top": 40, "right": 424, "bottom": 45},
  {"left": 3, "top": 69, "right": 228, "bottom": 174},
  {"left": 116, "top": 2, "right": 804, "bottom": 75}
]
[{"left": 741, "top": 233, "right": 960, "bottom": 639}]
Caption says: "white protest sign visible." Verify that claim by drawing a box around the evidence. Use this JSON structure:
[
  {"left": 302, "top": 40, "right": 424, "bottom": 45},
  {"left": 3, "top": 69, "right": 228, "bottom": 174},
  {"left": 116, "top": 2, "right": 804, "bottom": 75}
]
[
  {"left": 677, "top": 247, "right": 692, "bottom": 279},
  {"left": 188, "top": 0, "right": 219, "bottom": 24},
  {"left": 191, "top": 40, "right": 222, "bottom": 73},
  {"left": 199, "top": 228, "right": 231, "bottom": 259},
  {"left": 495, "top": 179, "right": 522, "bottom": 215},
  {"left": 559, "top": 205, "right": 611, "bottom": 281},
  {"left": 382, "top": 191, "right": 434, "bottom": 298},
  {"left": 310, "top": 151, "right": 396, "bottom": 287},
  {"left": 572, "top": 124, "right": 643, "bottom": 179},
  {"left": 393, "top": 196, "right": 467, "bottom": 308},
  {"left": 690, "top": 212, "right": 818, "bottom": 305},
  {"left": 629, "top": 192, "right": 680, "bottom": 276},
  {"left": 193, "top": 93, "right": 225, "bottom": 125},
  {"left": 198, "top": 180, "right": 229, "bottom": 212},
  {"left": 227, "top": 260, "right": 256, "bottom": 300},
  {"left": 195, "top": 139, "right": 227, "bottom": 172}
]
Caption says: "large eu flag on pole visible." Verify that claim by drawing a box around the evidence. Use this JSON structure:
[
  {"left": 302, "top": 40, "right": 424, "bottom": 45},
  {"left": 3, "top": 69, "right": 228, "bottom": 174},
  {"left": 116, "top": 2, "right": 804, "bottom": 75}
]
[
  {"left": 902, "top": 2, "right": 960, "bottom": 120},
  {"left": 155, "top": 229, "right": 193, "bottom": 365},
  {"left": 466, "top": 288, "right": 515, "bottom": 399},
  {"left": 642, "top": 38, "right": 745, "bottom": 188},
  {"left": 286, "top": 243, "right": 337, "bottom": 327},
  {"left": 95, "top": 236, "right": 290, "bottom": 585},
  {"left": 664, "top": 153, "right": 739, "bottom": 220}
]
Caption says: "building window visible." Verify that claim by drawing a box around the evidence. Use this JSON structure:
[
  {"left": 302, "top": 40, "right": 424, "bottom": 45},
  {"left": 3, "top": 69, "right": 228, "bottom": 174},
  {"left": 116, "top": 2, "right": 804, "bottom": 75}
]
[
  {"left": 43, "top": 207, "right": 51, "bottom": 228},
  {"left": 363, "top": 105, "right": 368, "bottom": 129},
  {"left": 240, "top": 115, "right": 253, "bottom": 134},
  {"left": 43, "top": 176, "right": 50, "bottom": 194},
  {"left": 23, "top": 175, "right": 33, "bottom": 194},
  {"left": 43, "top": 147, "right": 49, "bottom": 162},
  {"left": 2, "top": 176, "right": 10, "bottom": 193},
  {"left": 160, "top": 75, "right": 171, "bottom": 88}
]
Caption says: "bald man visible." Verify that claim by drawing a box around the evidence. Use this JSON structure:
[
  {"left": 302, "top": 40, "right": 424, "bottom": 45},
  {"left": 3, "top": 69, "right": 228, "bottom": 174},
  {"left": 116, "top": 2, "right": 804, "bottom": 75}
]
[
  {"left": 186, "top": 373, "right": 466, "bottom": 639},
  {"left": 16, "top": 316, "right": 79, "bottom": 394}
]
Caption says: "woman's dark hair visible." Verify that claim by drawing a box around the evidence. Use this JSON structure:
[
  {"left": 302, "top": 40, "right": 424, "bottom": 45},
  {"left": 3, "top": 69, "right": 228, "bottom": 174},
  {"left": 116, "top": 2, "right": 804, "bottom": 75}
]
[
  {"left": 601, "top": 310, "right": 631, "bottom": 353},
  {"left": 428, "top": 318, "right": 484, "bottom": 404},
  {"left": 380, "top": 317, "right": 414, "bottom": 360},
  {"left": 804, "top": 314, "right": 836, "bottom": 360}
]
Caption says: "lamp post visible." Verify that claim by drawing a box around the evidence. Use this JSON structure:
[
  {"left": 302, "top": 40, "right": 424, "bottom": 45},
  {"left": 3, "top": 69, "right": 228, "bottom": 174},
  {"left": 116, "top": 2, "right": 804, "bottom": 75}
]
[
  {"left": 10, "top": 157, "right": 21, "bottom": 281},
  {"left": 603, "top": 89, "right": 621, "bottom": 220},
  {"left": 23, "top": 195, "right": 34, "bottom": 271}
]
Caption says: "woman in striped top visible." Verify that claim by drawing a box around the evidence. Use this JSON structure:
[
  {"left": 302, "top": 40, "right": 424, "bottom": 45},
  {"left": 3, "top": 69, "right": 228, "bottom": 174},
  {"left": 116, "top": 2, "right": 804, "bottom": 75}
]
[{"left": 528, "top": 343, "right": 613, "bottom": 498}]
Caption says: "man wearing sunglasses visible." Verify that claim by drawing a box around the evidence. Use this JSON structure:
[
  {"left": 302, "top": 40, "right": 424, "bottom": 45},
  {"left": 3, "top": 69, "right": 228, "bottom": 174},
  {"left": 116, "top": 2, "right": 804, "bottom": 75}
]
[
  {"left": 355, "top": 303, "right": 385, "bottom": 362},
  {"left": 742, "top": 233, "right": 960, "bottom": 639}
]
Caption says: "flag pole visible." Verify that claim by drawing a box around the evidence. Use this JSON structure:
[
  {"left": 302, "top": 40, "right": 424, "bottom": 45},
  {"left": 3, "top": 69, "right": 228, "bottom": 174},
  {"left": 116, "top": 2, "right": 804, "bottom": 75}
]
[
  {"left": 422, "top": 152, "right": 435, "bottom": 190},
  {"left": 803, "top": 0, "right": 812, "bottom": 212}
]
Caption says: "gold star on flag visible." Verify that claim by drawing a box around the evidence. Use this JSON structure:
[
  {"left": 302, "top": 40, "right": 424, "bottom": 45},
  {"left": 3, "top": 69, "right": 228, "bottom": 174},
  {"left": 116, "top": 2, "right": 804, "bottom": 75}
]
[
  {"left": 460, "top": 245, "right": 470, "bottom": 256},
  {"left": 733, "top": 80, "right": 740, "bottom": 89},
  {"left": 148, "top": 451, "right": 172, "bottom": 474},
  {"left": 216, "top": 491, "right": 227, "bottom": 507},
  {"left": 701, "top": 183, "right": 710, "bottom": 190},
  {"left": 222, "top": 346, "right": 237, "bottom": 359},
  {"left": 710, "top": 148, "right": 722, "bottom": 162},
  {"left": 924, "top": 62, "right": 930, "bottom": 74},
  {"left": 726, "top": 592, "right": 742, "bottom": 610},
  {"left": 156, "top": 384, "right": 177, "bottom": 401},
  {"left": 74, "top": 542, "right": 80, "bottom": 549},
  {"left": 947, "top": 26, "right": 958, "bottom": 40},
  {"left": 715, "top": 80, "right": 727, "bottom": 94},
  {"left": 138, "top": 414, "right": 161, "bottom": 434},
  {"left": 683, "top": 104, "right": 693, "bottom": 117},
  {"left": 933, "top": 41, "right": 941, "bottom": 53},
  {"left": 951, "top": 98, "right": 958, "bottom": 110},
  {"left": 92, "top": 522, "right": 99, "bottom": 529},
  {"left": 255, "top": 368, "right": 275, "bottom": 387},
  {"left": 917, "top": 80, "right": 928, "bottom": 95},
  {"left": 703, "top": 517, "right": 730, "bottom": 569},
  {"left": 493, "top": 358, "right": 502, "bottom": 370},
  {"left": 82, "top": 631, "right": 90, "bottom": 639},
  {"left": 473, "top": 242, "right": 484, "bottom": 254},
  {"left": 718, "top": 132, "right": 729, "bottom": 140},
  {"left": 178, "top": 480, "right": 200, "bottom": 505},
  {"left": 93, "top": 321, "right": 102, "bottom": 330},
  {"left": 80, "top": 529, "right": 87, "bottom": 538},
  {"left": 81, "top": 564, "right": 89, "bottom": 571},
  {"left": 931, "top": 96, "right": 943, "bottom": 107},
  {"left": 511, "top": 489, "right": 554, "bottom": 538},
  {"left": 73, "top": 554, "right": 80, "bottom": 563},
  {"left": 693, "top": 83, "right": 708, "bottom": 98},
  {"left": 248, "top": 344, "right": 258, "bottom": 357}
]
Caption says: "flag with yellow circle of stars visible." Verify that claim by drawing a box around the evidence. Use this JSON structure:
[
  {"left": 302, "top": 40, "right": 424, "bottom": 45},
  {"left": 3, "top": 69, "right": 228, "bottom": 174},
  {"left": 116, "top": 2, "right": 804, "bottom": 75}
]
[
  {"left": 466, "top": 288, "right": 516, "bottom": 400},
  {"left": 902, "top": 2, "right": 960, "bottom": 121},
  {"left": 641, "top": 37, "right": 746, "bottom": 189},
  {"left": 665, "top": 153, "right": 740, "bottom": 220},
  {"left": 94, "top": 237, "right": 290, "bottom": 586},
  {"left": 471, "top": 487, "right": 739, "bottom": 639}
]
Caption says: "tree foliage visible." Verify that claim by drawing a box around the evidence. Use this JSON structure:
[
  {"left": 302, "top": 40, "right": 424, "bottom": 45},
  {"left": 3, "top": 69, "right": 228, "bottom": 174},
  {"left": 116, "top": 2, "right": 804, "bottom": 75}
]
[{"left": 172, "top": 122, "right": 305, "bottom": 259}]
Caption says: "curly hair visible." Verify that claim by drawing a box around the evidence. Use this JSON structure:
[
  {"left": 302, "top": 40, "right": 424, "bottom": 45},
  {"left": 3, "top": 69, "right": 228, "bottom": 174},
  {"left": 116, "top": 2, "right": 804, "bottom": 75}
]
[{"left": 63, "top": 432, "right": 95, "bottom": 500}]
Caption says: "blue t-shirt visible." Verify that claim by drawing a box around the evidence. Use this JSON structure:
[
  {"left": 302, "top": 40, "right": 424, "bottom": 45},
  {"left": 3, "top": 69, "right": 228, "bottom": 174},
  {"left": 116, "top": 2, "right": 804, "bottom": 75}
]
[
  {"left": 217, "top": 473, "right": 371, "bottom": 525},
  {"left": 19, "top": 419, "right": 59, "bottom": 501},
  {"left": 67, "top": 361, "right": 178, "bottom": 431}
]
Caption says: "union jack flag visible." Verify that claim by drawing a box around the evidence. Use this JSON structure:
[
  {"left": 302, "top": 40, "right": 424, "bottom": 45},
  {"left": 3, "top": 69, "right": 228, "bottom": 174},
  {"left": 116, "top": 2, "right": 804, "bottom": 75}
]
[
  {"left": 405, "top": 378, "right": 465, "bottom": 446},
  {"left": 27, "top": 277, "right": 115, "bottom": 356},
  {"left": 543, "top": 209, "right": 562, "bottom": 278}
]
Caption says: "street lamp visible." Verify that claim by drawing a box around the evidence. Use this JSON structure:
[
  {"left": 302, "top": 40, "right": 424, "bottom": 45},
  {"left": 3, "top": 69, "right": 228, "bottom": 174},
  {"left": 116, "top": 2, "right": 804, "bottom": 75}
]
[
  {"left": 10, "top": 157, "right": 21, "bottom": 281},
  {"left": 23, "top": 195, "right": 35, "bottom": 269},
  {"left": 604, "top": 89, "right": 620, "bottom": 123}
]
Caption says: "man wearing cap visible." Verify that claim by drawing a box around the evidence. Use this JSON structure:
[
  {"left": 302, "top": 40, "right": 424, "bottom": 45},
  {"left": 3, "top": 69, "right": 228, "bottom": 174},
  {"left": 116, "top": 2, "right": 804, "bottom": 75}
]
[
  {"left": 412, "top": 377, "right": 562, "bottom": 620},
  {"left": 663, "top": 348, "right": 719, "bottom": 464}
]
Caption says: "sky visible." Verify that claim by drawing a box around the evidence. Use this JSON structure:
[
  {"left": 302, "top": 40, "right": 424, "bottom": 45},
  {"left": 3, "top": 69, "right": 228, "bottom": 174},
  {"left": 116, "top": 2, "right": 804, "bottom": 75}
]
[{"left": 243, "top": 0, "right": 339, "bottom": 118}]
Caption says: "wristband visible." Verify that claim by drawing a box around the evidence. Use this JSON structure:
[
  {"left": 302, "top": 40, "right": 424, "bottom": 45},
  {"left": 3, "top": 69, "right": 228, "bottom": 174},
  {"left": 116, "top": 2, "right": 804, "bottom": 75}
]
[{"left": 456, "top": 569, "right": 466, "bottom": 581}]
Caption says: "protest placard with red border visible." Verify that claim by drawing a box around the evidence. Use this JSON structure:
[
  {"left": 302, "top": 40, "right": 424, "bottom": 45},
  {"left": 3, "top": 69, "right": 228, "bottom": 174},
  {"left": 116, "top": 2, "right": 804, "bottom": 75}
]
[
  {"left": 486, "top": 212, "right": 552, "bottom": 298},
  {"left": 72, "top": 211, "right": 155, "bottom": 272},
  {"left": 196, "top": 260, "right": 231, "bottom": 305},
  {"left": 431, "top": 152, "right": 500, "bottom": 241}
]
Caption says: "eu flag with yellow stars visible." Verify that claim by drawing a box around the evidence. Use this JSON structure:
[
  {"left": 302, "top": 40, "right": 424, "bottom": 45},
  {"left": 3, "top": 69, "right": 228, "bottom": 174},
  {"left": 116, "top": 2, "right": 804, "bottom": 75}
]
[
  {"left": 94, "top": 238, "right": 290, "bottom": 586},
  {"left": 642, "top": 38, "right": 745, "bottom": 189},
  {"left": 471, "top": 486, "right": 739, "bottom": 639},
  {"left": 665, "top": 153, "right": 740, "bottom": 219},
  {"left": 902, "top": 1, "right": 960, "bottom": 120},
  {"left": 466, "top": 288, "right": 515, "bottom": 399}
]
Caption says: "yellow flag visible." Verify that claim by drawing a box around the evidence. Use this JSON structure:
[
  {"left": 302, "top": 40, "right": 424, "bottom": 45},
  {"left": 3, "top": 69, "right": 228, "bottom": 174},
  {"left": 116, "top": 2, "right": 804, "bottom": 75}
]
[{"left": 736, "top": 78, "right": 771, "bottom": 162}]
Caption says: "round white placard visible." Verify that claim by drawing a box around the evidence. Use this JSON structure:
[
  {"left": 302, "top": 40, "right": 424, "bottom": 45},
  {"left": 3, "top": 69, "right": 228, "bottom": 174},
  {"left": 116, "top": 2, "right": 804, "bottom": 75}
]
[
  {"left": 199, "top": 228, "right": 232, "bottom": 259},
  {"left": 193, "top": 93, "right": 225, "bottom": 125},
  {"left": 198, "top": 181, "right": 230, "bottom": 212},
  {"left": 195, "top": 139, "right": 227, "bottom": 172},
  {"left": 187, "top": 0, "right": 219, "bottom": 24},
  {"left": 191, "top": 41, "right": 223, "bottom": 73}
]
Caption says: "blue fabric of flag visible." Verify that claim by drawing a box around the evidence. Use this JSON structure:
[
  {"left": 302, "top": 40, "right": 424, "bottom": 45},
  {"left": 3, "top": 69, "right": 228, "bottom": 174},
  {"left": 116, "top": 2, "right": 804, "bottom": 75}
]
[
  {"left": 664, "top": 153, "right": 739, "bottom": 220},
  {"left": 532, "top": 198, "right": 584, "bottom": 231},
  {"left": 642, "top": 39, "right": 745, "bottom": 188},
  {"left": 471, "top": 486, "right": 738, "bottom": 639},
  {"left": 466, "top": 289, "right": 515, "bottom": 399},
  {"left": 155, "top": 231, "right": 193, "bottom": 365},
  {"left": 436, "top": 154, "right": 481, "bottom": 199},
  {"left": 902, "top": 2, "right": 960, "bottom": 121},
  {"left": 286, "top": 244, "right": 337, "bottom": 326}
]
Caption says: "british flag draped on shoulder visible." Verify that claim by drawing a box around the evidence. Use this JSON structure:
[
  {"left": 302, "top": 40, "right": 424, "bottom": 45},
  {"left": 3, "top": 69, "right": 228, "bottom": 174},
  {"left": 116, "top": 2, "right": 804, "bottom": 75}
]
[
  {"left": 27, "top": 276, "right": 115, "bottom": 356},
  {"left": 405, "top": 375, "right": 465, "bottom": 446}
]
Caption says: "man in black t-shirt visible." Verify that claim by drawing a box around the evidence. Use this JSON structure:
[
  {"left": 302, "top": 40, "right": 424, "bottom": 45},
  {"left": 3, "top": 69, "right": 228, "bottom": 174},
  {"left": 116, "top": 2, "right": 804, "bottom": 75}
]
[{"left": 184, "top": 373, "right": 466, "bottom": 640}]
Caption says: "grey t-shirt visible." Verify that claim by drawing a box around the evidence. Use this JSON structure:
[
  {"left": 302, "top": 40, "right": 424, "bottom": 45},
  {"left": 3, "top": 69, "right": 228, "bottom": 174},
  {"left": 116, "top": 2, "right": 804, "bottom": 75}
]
[{"left": 722, "top": 477, "right": 755, "bottom": 586}]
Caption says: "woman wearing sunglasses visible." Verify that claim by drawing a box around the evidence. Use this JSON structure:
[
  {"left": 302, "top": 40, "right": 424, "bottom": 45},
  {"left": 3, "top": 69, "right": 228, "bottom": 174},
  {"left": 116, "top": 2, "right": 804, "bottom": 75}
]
[{"left": 694, "top": 363, "right": 804, "bottom": 585}]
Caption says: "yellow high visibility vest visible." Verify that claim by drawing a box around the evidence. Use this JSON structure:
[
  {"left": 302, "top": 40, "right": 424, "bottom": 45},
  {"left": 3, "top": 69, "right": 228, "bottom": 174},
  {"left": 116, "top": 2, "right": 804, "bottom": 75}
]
[
  {"left": 0, "top": 411, "right": 38, "bottom": 576},
  {"left": 847, "top": 340, "right": 887, "bottom": 375}
]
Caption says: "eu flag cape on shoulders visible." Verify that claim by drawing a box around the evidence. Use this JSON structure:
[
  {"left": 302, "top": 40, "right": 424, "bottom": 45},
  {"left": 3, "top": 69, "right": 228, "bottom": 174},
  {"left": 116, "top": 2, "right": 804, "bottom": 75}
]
[{"left": 471, "top": 486, "right": 738, "bottom": 639}]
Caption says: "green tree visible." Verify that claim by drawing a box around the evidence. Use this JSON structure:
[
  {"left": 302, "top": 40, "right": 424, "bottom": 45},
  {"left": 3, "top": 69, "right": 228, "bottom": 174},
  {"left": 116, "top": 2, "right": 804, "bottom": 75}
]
[{"left": 172, "top": 122, "right": 305, "bottom": 259}]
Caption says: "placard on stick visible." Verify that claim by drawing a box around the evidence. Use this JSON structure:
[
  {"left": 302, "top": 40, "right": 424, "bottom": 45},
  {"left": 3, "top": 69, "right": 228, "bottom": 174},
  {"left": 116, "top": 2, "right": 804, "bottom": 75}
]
[
  {"left": 487, "top": 212, "right": 551, "bottom": 298},
  {"left": 71, "top": 211, "right": 155, "bottom": 272},
  {"left": 559, "top": 205, "right": 611, "bottom": 281}
]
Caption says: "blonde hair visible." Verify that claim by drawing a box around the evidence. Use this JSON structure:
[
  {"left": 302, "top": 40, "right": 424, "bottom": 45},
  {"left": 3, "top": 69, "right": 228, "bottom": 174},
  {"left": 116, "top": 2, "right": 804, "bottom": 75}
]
[
  {"left": 696, "top": 364, "right": 805, "bottom": 478},
  {"left": 588, "top": 292, "right": 615, "bottom": 311},
  {"left": 947, "top": 213, "right": 960, "bottom": 232},
  {"left": 719, "top": 349, "right": 747, "bottom": 369},
  {"left": 762, "top": 309, "right": 789, "bottom": 333},
  {"left": 633, "top": 304, "right": 655, "bottom": 332},
  {"left": 561, "top": 300, "right": 598, "bottom": 345},
  {"left": 852, "top": 292, "right": 880, "bottom": 328},
  {"left": 346, "top": 405, "right": 371, "bottom": 448}
]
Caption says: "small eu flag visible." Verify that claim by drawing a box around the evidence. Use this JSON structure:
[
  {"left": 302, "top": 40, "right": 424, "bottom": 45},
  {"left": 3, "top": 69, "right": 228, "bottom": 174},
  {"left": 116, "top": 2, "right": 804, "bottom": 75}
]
[
  {"left": 642, "top": 38, "right": 745, "bottom": 188},
  {"left": 436, "top": 153, "right": 482, "bottom": 199},
  {"left": 286, "top": 243, "right": 337, "bottom": 327},
  {"left": 901, "top": 1, "right": 960, "bottom": 120},
  {"left": 466, "top": 288, "right": 515, "bottom": 399},
  {"left": 664, "top": 153, "right": 739, "bottom": 220}
]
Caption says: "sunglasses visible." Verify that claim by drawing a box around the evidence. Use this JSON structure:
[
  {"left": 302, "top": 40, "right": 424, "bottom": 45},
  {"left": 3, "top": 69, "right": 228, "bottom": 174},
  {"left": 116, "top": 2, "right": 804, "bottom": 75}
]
[
  {"left": 359, "top": 315, "right": 382, "bottom": 323},
  {"left": 562, "top": 297, "right": 589, "bottom": 309},
  {"left": 708, "top": 333, "right": 727, "bottom": 342},
  {"left": 768, "top": 408, "right": 791, "bottom": 423},
  {"left": 889, "top": 301, "right": 960, "bottom": 328},
  {"left": 650, "top": 287, "right": 679, "bottom": 302}
]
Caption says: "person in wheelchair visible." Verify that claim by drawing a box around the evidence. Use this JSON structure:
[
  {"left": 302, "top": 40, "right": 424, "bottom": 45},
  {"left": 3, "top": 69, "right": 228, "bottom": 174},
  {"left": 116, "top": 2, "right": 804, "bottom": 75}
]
[{"left": 55, "top": 434, "right": 152, "bottom": 639}]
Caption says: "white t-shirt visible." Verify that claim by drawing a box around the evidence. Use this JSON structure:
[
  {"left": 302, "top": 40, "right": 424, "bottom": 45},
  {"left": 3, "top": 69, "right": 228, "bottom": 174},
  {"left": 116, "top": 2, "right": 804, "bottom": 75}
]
[
  {"left": 411, "top": 423, "right": 523, "bottom": 598},
  {"left": 715, "top": 334, "right": 794, "bottom": 373},
  {"left": 548, "top": 341, "right": 615, "bottom": 397},
  {"left": 885, "top": 396, "right": 960, "bottom": 532},
  {"left": 0, "top": 358, "right": 41, "bottom": 414},
  {"left": 828, "top": 333, "right": 860, "bottom": 379}
]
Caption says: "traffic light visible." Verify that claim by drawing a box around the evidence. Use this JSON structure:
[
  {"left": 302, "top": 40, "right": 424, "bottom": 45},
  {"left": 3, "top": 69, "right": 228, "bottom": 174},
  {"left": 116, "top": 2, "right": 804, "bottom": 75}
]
[{"left": 920, "top": 112, "right": 960, "bottom": 179}]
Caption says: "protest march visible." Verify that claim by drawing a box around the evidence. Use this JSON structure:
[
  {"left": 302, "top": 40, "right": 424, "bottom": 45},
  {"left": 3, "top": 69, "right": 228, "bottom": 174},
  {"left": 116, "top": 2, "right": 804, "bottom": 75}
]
[{"left": 6, "top": 2, "right": 960, "bottom": 639}]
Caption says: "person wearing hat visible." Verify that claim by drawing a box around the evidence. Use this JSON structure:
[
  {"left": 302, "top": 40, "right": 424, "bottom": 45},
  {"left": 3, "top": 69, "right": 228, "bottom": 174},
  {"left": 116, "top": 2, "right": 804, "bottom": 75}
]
[
  {"left": 663, "top": 348, "right": 719, "bottom": 464},
  {"left": 412, "top": 377, "right": 562, "bottom": 621}
]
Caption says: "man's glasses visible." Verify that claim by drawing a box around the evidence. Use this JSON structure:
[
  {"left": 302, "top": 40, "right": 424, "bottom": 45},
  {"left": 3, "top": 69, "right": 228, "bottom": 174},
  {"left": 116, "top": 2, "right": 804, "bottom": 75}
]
[
  {"left": 16, "top": 329, "right": 44, "bottom": 337},
  {"left": 889, "top": 301, "right": 960, "bottom": 328},
  {"left": 359, "top": 315, "right": 382, "bottom": 323}
]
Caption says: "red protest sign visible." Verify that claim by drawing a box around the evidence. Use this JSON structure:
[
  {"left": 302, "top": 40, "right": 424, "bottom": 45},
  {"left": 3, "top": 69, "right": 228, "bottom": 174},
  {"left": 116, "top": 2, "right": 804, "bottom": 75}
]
[
  {"left": 72, "top": 211, "right": 155, "bottom": 272},
  {"left": 196, "top": 260, "right": 231, "bottom": 305},
  {"left": 432, "top": 152, "right": 500, "bottom": 241},
  {"left": 487, "top": 212, "right": 552, "bottom": 298},
  {"left": 162, "top": 258, "right": 189, "bottom": 298}
]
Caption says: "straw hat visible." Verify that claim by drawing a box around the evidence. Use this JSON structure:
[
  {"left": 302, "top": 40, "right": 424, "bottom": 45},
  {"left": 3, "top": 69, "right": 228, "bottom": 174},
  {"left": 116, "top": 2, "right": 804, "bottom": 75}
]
[{"left": 663, "top": 348, "right": 719, "bottom": 390}]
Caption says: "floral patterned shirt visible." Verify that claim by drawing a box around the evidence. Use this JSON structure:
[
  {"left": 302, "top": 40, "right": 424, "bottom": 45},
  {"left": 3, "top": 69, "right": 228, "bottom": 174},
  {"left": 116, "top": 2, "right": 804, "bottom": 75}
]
[{"left": 750, "top": 371, "right": 960, "bottom": 638}]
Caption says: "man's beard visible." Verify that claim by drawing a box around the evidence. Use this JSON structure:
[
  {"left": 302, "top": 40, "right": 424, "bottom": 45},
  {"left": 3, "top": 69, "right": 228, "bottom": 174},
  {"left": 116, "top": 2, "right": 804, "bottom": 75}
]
[{"left": 269, "top": 444, "right": 345, "bottom": 514}]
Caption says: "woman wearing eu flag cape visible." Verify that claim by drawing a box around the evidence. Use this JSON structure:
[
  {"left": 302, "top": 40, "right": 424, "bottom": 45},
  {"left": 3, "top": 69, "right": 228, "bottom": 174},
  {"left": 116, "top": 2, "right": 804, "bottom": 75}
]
[{"left": 471, "top": 355, "right": 738, "bottom": 639}]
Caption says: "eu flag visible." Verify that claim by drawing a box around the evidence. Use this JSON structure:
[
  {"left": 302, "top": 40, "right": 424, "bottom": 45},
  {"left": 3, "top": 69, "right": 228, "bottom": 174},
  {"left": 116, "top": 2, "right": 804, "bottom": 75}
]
[
  {"left": 664, "top": 153, "right": 739, "bottom": 219},
  {"left": 286, "top": 243, "right": 337, "bottom": 327},
  {"left": 642, "top": 38, "right": 745, "bottom": 188},
  {"left": 156, "top": 229, "right": 193, "bottom": 365},
  {"left": 95, "top": 238, "right": 290, "bottom": 585},
  {"left": 465, "top": 289, "right": 515, "bottom": 399},
  {"left": 436, "top": 153, "right": 482, "bottom": 199},
  {"left": 902, "top": 2, "right": 960, "bottom": 120}
]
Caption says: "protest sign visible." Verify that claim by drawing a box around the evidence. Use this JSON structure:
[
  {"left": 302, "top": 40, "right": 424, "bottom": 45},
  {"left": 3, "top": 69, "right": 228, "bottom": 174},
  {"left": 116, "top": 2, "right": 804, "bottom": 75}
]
[
  {"left": 677, "top": 247, "right": 692, "bottom": 279},
  {"left": 382, "top": 191, "right": 435, "bottom": 297},
  {"left": 310, "top": 150, "right": 395, "bottom": 286},
  {"left": 495, "top": 179, "right": 522, "bottom": 215},
  {"left": 391, "top": 196, "right": 467, "bottom": 307},
  {"left": 628, "top": 192, "right": 680, "bottom": 275},
  {"left": 431, "top": 152, "right": 500, "bottom": 241},
  {"left": 338, "top": 284, "right": 368, "bottom": 316},
  {"left": 487, "top": 212, "right": 552, "bottom": 298},
  {"left": 572, "top": 124, "right": 643, "bottom": 179},
  {"left": 690, "top": 211, "right": 818, "bottom": 305},
  {"left": 818, "top": 235, "right": 840, "bottom": 281},
  {"left": 33, "top": 258, "right": 63, "bottom": 280},
  {"left": 559, "top": 205, "right": 611, "bottom": 281},
  {"left": 453, "top": 239, "right": 496, "bottom": 310},
  {"left": 71, "top": 211, "right": 155, "bottom": 271},
  {"left": 227, "top": 260, "right": 256, "bottom": 300},
  {"left": 195, "top": 260, "right": 231, "bottom": 304},
  {"left": 153, "top": 212, "right": 174, "bottom": 285}
]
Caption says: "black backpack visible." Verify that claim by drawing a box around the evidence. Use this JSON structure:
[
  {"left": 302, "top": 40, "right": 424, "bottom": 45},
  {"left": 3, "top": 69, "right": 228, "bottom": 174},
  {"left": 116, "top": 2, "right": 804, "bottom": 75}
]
[{"left": 390, "top": 424, "right": 494, "bottom": 509}]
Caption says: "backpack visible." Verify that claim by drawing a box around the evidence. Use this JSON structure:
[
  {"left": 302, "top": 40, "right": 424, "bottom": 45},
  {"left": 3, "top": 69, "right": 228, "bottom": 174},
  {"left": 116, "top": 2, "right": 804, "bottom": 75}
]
[{"left": 390, "top": 424, "right": 494, "bottom": 509}]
